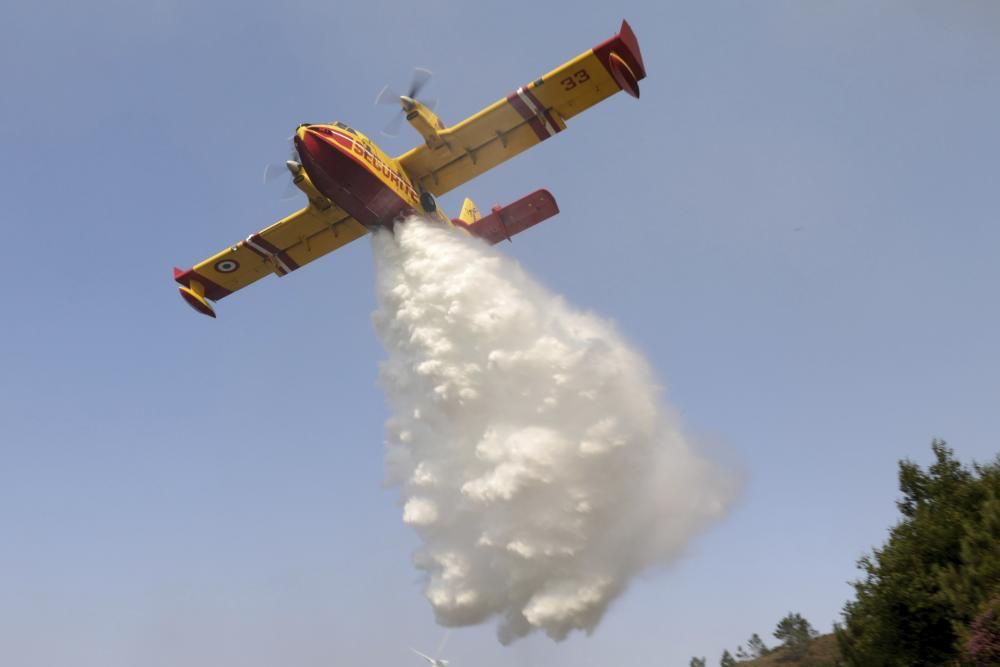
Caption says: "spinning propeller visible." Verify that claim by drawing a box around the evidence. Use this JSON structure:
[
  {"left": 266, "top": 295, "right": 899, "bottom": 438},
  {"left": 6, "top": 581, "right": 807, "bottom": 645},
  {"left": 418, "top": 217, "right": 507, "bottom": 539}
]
[
  {"left": 376, "top": 67, "right": 437, "bottom": 137},
  {"left": 262, "top": 135, "right": 302, "bottom": 200}
]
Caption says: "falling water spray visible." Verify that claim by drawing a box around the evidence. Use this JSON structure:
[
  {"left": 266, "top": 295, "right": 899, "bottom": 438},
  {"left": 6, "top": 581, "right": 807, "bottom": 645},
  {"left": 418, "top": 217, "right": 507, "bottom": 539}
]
[{"left": 372, "top": 218, "right": 736, "bottom": 643}]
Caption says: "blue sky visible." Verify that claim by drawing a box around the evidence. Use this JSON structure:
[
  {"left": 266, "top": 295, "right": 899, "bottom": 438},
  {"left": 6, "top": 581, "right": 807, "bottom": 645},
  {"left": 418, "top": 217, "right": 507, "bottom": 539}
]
[{"left": 2, "top": 1, "right": 999, "bottom": 665}]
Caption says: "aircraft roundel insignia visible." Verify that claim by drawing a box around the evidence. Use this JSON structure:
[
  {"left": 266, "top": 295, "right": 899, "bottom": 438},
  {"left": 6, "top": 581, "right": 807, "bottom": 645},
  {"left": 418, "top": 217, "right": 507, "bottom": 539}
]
[{"left": 214, "top": 259, "right": 240, "bottom": 273}]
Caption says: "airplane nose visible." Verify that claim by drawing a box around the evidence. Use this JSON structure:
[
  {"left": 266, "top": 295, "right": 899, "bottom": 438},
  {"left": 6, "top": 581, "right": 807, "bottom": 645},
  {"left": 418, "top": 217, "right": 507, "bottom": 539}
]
[
  {"left": 294, "top": 127, "right": 319, "bottom": 161},
  {"left": 294, "top": 124, "right": 316, "bottom": 148}
]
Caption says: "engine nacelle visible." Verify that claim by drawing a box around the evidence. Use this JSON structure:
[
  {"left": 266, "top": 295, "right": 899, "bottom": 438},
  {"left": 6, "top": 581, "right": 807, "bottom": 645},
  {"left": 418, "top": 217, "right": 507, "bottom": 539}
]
[
  {"left": 402, "top": 97, "right": 448, "bottom": 149},
  {"left": 286, "top": 160, "right": 331, "bottom": 208}
]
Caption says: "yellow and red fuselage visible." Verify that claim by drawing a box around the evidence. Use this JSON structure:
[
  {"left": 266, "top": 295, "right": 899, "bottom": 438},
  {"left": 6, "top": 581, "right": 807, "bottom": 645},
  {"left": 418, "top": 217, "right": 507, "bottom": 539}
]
[{"left": 295, "top": 123, "right": 445, "bottom": 229}]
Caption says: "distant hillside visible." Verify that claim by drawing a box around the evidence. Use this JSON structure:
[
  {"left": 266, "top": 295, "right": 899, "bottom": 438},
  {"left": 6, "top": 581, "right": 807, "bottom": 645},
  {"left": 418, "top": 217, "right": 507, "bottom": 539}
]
[{"left": 742, "top": 633, "right": 839, "bottom": 667}]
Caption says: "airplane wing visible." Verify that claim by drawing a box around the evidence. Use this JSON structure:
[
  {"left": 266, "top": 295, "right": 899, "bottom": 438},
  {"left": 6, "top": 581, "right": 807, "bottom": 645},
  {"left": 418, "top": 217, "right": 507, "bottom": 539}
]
[
  {"left": 397, "top": 20, "right": 645, "bottom": 197},
  {"left": 173, "top": 202, "right": 368, "bottom": 316}
]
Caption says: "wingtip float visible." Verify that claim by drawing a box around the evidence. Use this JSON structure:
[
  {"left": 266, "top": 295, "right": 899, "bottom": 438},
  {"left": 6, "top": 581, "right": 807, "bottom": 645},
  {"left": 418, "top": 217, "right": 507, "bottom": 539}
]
[
  {"left": 174, "top": 19, "right": 646, "bottom": 318},
  {"left": 174, "top": 268, "right": 216, "bottom": 318}
]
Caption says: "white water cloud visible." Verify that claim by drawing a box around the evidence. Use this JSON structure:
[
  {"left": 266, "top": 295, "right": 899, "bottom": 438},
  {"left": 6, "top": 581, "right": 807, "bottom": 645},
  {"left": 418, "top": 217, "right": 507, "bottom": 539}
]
[{"left": 372, "top": 218, "right": 737, "bottom": 643}]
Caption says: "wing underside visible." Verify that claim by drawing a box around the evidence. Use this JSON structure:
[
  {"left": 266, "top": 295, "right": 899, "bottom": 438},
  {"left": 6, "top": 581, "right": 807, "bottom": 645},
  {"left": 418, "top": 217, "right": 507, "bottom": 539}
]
[
  {"left": 174, "top": 203, "right": 368, "bottom": 315},
  {"left": 397, "top": 20, "right": 645, "bottom": 197}
]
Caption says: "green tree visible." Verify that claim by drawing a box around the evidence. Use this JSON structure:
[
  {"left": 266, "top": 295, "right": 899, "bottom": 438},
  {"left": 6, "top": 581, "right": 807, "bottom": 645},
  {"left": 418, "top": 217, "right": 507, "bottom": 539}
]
[
  {"left": 719, "top": 649, "right": 736, "bottom": 667},
  {"left": 774, "top": 612, "right": 818, "bottom": 654},
  {"left": 747, "top": 633, "right": 770, "bottom": 658},
  {"left": 939, "top": 483, "right": 1000, "bottom": 632},
  {"left": 689, "top": 658, "right": 706, "bottom": 667},
  {"left": 837, "top": 441, "right": 1000, "bottom": 666}
]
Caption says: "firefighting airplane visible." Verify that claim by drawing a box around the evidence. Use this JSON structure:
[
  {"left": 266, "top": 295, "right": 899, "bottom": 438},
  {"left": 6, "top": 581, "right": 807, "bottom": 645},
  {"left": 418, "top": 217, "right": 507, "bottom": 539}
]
[{"left": 174, "top": 20, "right": 646, "bottom": 317}]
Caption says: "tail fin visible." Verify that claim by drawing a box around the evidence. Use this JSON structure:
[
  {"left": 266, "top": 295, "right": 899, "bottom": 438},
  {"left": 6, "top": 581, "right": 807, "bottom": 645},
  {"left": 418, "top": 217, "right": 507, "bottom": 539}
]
[{"left": 458, "top": 197, "right": 481, "bottom": 225}]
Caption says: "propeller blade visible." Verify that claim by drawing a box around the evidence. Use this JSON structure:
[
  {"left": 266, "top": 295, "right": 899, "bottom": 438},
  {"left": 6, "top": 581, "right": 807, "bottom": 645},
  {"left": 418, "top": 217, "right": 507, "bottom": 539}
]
[
  {"left": 378, "top": 68, "right": 436, "bottom": 137},
  {"left": 375, "top": 84, "right": 401, "bottom": 106},
  {"left": 265, "top": 135, "right": 300, "bottom": 184},
  {"left": 280, "top": 180, "right": 298, "bottom": 200},
  {"left": 263, "top": 162, "right": 285, "bottom": 185},
  {"left": 382, "top": 111, "right": 405, "bottom": 137},
  {"left": 409, "top": 67, "right": 432, "bottom": 98}
]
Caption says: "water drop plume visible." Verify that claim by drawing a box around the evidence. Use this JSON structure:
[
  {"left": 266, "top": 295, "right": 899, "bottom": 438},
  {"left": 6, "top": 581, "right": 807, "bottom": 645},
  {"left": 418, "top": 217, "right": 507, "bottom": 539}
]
[{"left": 372, "top": 217, "right": 736, "bottom": 644}]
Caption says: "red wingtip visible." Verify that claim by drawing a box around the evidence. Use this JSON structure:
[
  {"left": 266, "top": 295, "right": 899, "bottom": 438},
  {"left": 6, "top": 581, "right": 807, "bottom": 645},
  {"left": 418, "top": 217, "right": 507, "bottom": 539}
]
[
  {"left": 609, "top": 53, "right": 640, "bottom": 98},
  {"left": 592, "top": 19, "right": 647, "bottom": 99},
  {"left": 618, "top": 20, "right": 646, "bottom": 79},
  {"left": 173, "top": 266, "right": 185, "bottom": 280}
]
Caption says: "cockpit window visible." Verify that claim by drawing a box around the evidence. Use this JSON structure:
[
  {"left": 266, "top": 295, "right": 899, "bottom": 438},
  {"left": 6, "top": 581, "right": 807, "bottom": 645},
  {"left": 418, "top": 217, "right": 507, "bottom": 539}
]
[{"left": 335, "top": 121, "right": 357, "bottom": 135}]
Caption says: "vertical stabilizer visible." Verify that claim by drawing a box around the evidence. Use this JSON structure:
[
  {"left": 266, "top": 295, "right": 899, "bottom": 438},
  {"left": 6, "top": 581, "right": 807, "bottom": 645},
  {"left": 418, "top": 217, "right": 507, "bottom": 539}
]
[{"left": 458, "top": 198, "right": 481, "bottom": 224}]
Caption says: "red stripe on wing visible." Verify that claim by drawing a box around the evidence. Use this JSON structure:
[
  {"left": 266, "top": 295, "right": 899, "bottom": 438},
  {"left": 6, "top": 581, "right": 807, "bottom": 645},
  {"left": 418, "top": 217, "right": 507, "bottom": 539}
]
[
  {"left": 522, "top": 87, "right": 562, "bottom": 134},
  {"left": 506, "top": 91, "right": 550, "bottom": 141},
  {"left": 248, "top": 233, "right": 301, "bottom": 273}
]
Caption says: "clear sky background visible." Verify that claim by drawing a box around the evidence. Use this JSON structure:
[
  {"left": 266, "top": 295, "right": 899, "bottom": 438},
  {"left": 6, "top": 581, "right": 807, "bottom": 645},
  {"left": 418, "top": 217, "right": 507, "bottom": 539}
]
[{"left": 2, "top": 1, "right": 999, "bottom": 665}]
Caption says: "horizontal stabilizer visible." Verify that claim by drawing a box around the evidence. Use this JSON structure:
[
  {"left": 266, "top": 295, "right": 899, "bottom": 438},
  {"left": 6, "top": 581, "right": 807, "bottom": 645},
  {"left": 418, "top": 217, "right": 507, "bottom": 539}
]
[{"left": 458, "top": 189, "right": 559, "bottom": 245}]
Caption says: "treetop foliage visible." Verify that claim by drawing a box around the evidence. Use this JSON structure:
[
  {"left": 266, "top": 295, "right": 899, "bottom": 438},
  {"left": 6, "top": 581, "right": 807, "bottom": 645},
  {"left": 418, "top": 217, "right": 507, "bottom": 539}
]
[
  {"left": 837, "top": 441, "right": 1000, "bottom": 666},
  {"left": 688, "top": 442, "right": 998, "bottom": 667}
]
